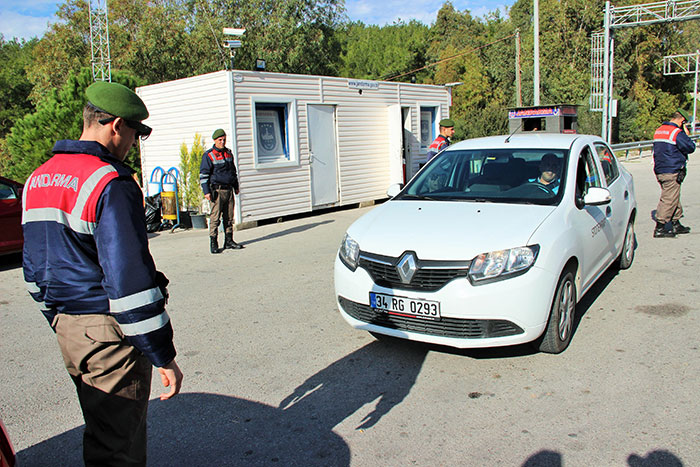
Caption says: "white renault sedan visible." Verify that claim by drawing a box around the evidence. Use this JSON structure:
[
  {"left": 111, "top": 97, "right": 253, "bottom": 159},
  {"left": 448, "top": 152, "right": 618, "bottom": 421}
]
[{"left": 334, "top": 133, "right": 636, "bottom": 353}]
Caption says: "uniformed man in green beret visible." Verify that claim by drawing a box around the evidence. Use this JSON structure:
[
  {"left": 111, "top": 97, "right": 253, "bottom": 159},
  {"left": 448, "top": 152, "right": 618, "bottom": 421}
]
[
  {"left": 22, "top": 80, "right": 183, "bottom": 466},
  {"left": 199, "top": 128, "right": 243, "bottom": 253},
  {"left": 426, "top": 118, "right": 455, "bottom": 161}
]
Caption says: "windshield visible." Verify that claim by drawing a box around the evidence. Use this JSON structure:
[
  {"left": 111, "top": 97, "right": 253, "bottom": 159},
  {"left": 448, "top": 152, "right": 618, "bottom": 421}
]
[{"left": 397, "top": 148, "right": 569, "bottom": 205}]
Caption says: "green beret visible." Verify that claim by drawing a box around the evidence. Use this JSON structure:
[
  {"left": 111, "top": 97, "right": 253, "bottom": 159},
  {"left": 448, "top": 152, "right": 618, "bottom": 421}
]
[
  {"left": 677, "top": 108, "right": 690, "bottom": 122},
  {"left": 439, "top": 118, "right": 455, "bottom": 128},
  {"left": 86, "top": 81, "right": 149, "bottom": 121},
  {"left": 212, "top": 128, "right": 226, "bottom": 139}
]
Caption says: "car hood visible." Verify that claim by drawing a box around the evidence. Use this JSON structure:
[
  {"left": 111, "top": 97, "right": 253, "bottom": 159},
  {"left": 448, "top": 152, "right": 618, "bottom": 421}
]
[{"left": 348, "top": 200, "right": 556, "bottom": 260}]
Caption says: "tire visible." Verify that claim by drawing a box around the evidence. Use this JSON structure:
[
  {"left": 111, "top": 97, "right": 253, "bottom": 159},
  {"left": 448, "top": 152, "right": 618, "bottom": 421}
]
[
  {"left": 616, "top": 218, "right": 635, "bottom": 270},
  {"left": 538, "top": 268, "right": 577, "bottom": 354}
]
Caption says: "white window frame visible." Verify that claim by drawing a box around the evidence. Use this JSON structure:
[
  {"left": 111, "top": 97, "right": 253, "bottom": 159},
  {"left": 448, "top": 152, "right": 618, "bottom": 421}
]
[
  {"left": 418, "top": 103, "right": 442, "bottom": 153},
  {"left": 251, "top": 96, "right": 300, "bottom": 169}
]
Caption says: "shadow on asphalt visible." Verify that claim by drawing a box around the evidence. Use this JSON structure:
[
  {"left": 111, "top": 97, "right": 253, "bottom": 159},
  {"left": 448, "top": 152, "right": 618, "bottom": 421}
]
[
  {"left": 521, "top": 448, "right": 684, "bottom": 466},
  {"left": 242, "top": 220, "right": 334, "bottom": 246},
  {"left": 17, "top": 340, "right": 426, "bottom": 466}
]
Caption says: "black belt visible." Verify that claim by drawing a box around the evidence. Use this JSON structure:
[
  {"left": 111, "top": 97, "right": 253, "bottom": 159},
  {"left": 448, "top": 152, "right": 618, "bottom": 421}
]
[{"left": 211, "top": 184, "right": 232, "bottom": 190}]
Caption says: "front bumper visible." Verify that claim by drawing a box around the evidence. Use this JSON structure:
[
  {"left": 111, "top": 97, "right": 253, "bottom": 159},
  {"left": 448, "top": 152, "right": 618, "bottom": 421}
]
[{"left": 334, "top": 256, "right": 557, "bottom": 349}]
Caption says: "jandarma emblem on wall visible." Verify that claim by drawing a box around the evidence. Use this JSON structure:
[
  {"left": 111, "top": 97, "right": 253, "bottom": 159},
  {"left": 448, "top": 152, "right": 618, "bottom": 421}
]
[{"left": 258, "top": 122, "right": 277, "bottom": 151}]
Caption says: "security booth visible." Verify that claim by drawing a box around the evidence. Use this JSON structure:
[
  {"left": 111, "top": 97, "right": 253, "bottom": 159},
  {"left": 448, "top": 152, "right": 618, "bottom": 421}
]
[
  {"left": 508, "top": 104, "right": 578, "bottom": 134},
  {"left": 136, "top": 70, "right": 451, "bottom": 227}
]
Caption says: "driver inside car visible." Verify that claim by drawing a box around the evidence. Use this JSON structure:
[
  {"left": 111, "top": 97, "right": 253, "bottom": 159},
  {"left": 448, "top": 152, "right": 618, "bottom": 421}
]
[
  {"left": 426, "top": 172, "right": 447, "bottom": 193},
  {"left": 529, "top": 153, "right": 561, "bottom": 194}
]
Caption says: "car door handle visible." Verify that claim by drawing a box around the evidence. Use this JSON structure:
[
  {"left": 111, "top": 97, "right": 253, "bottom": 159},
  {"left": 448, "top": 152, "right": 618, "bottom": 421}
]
[
  {"left": 624, "top": 190, "right": 629, "bottom": 200},
  {"left": 606, "top": 206, "right": 612, "bottom": 217}
]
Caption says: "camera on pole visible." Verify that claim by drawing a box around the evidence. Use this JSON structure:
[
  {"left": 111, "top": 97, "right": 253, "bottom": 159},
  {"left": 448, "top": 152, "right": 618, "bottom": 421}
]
[{"left": 223, "top": 28, "right": 245, "bottom": 70}]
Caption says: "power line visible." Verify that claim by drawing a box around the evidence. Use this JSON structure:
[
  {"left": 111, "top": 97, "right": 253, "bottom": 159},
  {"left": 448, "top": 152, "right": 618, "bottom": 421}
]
[{"left": 382, "top": 33, "right": 518, "bottom": 82}]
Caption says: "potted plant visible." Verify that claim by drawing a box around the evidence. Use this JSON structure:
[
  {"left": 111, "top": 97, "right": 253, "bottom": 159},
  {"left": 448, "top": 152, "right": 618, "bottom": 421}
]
[{"left": 179, "top": 134, "right": 207, "bottom": 229}]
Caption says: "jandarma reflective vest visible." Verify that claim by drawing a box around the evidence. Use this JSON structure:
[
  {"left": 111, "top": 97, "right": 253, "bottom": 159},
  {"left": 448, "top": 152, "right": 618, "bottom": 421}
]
[
  {"left": 652, "top": 122, "right": 696, "bottom": 174},
  {"left": 427, "top": 135, "right": 450, "bottom": 160},
  {"left": 199, "top": 145, "right": 239, "bottom": 195},
  {"left": 22, "top": 140, "right": 175, "bottom": 367}
]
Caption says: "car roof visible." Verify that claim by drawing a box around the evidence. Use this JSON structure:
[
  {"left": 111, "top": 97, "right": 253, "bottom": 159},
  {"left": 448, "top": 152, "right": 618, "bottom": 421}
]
[
  {"left": 446, "top": 133, "right": 603, "bottom": 151},
  {"left": 0, "top": 176, "right": 23, "bottom": 187}
]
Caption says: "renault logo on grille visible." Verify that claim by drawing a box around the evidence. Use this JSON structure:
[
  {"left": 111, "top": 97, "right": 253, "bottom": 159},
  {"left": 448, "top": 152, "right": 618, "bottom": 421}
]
[{"left": 397, "top": 252, "right": 417, "bottom": 284}]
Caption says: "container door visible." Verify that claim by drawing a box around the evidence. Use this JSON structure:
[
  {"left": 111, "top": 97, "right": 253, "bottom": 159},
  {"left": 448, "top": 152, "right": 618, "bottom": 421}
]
[
  {"left": 402, "top": 107, "right": 412, "bottom": 182},
  {"left": 308, "top": 104, "right": 339, "bottom": 208}
]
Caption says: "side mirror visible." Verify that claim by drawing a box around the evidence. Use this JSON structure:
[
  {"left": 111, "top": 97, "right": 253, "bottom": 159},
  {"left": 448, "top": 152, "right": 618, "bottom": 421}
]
[
  {"left": 583, "top": 187, "right": 611, "bottom": 206},
  {"left": 386, "top": 183, "right": 403, "bottom": 198}
]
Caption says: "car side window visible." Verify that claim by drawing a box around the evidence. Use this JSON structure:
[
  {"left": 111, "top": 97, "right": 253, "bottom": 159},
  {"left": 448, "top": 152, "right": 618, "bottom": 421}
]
[
  {"left": 593, "top": 143, "right": 620, "bottom": 185},
  {"left": 0, "top": 182, "right": 18, "bottom": 200},
  {"left": 576, "top": 146, "right": 602, "bottom": 199}
]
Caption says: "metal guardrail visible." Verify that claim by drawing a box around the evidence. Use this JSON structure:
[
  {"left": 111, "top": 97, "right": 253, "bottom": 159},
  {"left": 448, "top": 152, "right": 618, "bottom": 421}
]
[{"left": 612, "top": 134, "right": 700, "bottom": 160}]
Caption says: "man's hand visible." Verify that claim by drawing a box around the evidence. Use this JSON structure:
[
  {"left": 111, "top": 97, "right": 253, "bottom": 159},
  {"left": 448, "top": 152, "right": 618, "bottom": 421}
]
[
  {"left": 158, "top": 360, "right": 183, "bottom": 400},
  {"left": 204, "top": 193, "right": 211, "bottom": 201}
]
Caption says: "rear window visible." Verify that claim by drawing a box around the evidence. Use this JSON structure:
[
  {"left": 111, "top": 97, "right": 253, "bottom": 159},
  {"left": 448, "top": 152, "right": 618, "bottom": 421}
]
[{"left": 397, "top": 148, "right": 569, "bottom": 205}]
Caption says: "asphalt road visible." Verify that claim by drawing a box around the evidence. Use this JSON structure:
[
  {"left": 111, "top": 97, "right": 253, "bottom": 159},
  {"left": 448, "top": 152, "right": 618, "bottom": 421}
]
[{"left": 2, "top": 150, "right": 700, "bottom": 466}]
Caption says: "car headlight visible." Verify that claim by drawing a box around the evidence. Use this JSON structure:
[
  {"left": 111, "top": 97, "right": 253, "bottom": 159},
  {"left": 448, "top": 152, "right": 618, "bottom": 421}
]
[
  {"left": 338, "top": 233, "right": 360, "bottom": 271},
  {"left": 468, "top": 245, "right": 539, "bottom": 284}
]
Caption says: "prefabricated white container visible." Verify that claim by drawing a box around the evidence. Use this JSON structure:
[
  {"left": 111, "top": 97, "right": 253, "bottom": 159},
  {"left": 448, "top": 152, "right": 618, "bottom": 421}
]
[{"left": 136, "top": 70, "right": 451, "bottom": 225}]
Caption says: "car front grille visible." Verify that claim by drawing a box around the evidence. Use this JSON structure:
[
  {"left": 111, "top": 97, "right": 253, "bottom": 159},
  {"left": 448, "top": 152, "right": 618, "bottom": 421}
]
[
  {"left": 338, "top": 296, "right": 524, "bottom": 339},
  {"left": 358, "top": 251, "right": 471, "bottom": 292}
]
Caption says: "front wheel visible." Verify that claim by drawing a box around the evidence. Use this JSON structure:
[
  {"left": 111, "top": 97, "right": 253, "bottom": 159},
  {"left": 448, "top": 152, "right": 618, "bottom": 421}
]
[
  {"left": 616, "top": 218, "right": 635, "bottom": 270},
  {"left": 538, "top": 268, "right": 577, "bottom": 354}
]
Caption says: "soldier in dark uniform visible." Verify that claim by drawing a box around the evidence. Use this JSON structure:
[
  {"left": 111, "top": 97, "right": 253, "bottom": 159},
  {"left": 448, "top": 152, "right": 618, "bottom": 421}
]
[
  {"left": 200, "top": 128, "right": 244, "bottom": 253},
  {"left": 652, "top": 109, "right": 696, "bottom": 238},
  {"left": 22, "top": 81, "right": 183, "bottom": 466}
]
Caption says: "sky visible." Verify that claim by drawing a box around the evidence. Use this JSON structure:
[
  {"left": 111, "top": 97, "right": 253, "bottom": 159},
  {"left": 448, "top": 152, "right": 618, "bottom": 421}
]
[{"left": 0, "top": 0, "right": 512, "bottom": 42}]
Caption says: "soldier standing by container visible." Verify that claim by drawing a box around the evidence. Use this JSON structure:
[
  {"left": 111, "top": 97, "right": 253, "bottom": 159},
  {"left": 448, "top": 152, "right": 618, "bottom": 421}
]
[
  {"left": 200, "top": 128, "right": 244, "bottom": 253},
  {"left": 652, "top": 109, "right": 696, "bottom": 238},
  {"left": 22, "top": 81, "right": 183, "bottom": 466}
]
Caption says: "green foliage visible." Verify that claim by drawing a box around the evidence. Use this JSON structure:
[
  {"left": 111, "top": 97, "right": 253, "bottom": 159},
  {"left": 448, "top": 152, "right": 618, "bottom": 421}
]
[
  {"left": 179, "top": 133, "right": 205, "bottom": 211},
  {"left": 6, "top": 0, "right": 699, "bottom": 152},
  {"left": 26, "top": 0, "right": 91, "bottom": 104},
  {"left": 207, "top": 0, "right": 346, "bottom": 75},
  {"left": 0, "top": 35, "right": 38, "bottom": 178},
  {"left": 337, "top": 20, "right": 430, "bottom": 81},
  {"left": 0, "top": 36, "right": 38, "bottom": 139},
  {"left": 3, "top": 68, "right": 143, "bottom": 182}
]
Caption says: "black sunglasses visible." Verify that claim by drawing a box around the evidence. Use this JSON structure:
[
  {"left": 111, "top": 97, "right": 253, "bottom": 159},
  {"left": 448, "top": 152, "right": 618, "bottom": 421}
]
[{"left": 99, "top": 117, "right": 152, "bottom": 140}]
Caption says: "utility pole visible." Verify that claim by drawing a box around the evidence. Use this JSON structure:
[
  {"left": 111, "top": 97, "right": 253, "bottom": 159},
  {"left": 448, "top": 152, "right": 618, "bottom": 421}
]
[
  {"left": 533, "top": 0, "right": 540, "bottom": 106},
  {"left": 516, "top": 30, "right": 522, "bottom": 107},
  {"left": 89, "top": 0, "right": 111, "bottom": 82}
]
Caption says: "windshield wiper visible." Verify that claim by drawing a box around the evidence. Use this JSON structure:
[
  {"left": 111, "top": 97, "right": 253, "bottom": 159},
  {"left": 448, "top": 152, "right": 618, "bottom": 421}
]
[{"left": 399, "top": 194, "right": 441, "bottom": 201}]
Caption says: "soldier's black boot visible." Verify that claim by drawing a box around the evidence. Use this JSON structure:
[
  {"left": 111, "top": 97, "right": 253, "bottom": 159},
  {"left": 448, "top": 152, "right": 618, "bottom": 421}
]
[
  {"left": 223, "top": 233, "right": 244, "bottom": 249},
  {"left": 653, "top": 222, "right": 676, "bottom": 238},
  {"left": 210, "top": 236, "right": 221, "bottom": 254},
  {"left": 672, "top": 220, "right": 691, "bottom": 234}
]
